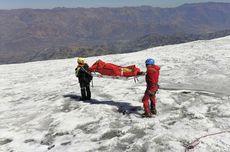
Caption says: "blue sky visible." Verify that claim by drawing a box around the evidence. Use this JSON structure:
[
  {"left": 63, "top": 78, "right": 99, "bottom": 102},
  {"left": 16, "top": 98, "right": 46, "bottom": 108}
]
[{"left": 0, "top": 0, "right": 230, "bottom": 9}]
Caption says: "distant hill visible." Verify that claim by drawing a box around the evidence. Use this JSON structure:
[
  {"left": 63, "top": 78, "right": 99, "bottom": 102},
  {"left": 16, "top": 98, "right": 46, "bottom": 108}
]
[
  {"left": 1, "top": 2, "right": 230, "bottom": 64},
  {"left": 117, "top": 29, "right": 230, "bottom": 53},
  {"left": 9, "top": 29, "right": 230, "bottom": 63}
]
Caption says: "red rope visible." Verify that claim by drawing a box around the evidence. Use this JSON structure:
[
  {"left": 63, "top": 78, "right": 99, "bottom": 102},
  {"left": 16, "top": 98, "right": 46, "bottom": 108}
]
[{"left": 184, "top": 130, "right": 230, "bottom": 152}]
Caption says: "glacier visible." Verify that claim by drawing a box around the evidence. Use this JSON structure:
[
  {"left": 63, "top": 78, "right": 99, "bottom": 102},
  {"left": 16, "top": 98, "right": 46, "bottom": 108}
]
[{"left": 0, "top": 36, "right": 230, "bottom": 152}]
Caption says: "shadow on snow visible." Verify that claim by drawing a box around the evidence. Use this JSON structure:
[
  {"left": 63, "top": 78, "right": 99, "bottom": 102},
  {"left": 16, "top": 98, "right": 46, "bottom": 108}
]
[{"left": 63, "top": 94, "right": 142, "bottom": 115}]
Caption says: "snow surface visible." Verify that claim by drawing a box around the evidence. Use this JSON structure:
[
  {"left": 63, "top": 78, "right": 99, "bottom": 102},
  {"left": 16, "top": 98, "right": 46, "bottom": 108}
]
[{"left": 0, "top": 36, "right": 230, "bottom": 152}]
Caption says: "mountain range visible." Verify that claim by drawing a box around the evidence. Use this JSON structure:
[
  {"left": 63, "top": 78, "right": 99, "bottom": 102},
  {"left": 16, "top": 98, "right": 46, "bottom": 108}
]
[{"left": 1, "top": 2, "right": 230, "bottom": 64}]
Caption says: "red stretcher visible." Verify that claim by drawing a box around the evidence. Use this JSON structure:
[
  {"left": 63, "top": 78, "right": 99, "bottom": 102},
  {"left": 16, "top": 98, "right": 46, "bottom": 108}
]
[{"left": 89, "top": 60, "right": 145, "bottom": 81}]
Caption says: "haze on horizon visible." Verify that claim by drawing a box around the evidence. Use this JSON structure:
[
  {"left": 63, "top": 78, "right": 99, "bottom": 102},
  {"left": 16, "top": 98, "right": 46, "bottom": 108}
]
[{"left": 0, "top": 0, "right": 230, "bottom": 9}]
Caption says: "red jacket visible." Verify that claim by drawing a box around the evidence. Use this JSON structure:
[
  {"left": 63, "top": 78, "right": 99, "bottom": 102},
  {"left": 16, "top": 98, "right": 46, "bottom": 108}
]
[{"left": 145, "top": 65, "right": 160, "bottom": 91}]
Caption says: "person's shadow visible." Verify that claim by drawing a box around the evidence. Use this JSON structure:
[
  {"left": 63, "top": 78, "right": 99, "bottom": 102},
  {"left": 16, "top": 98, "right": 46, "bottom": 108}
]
[{"left": 63, "top": 94, "right": 142, "bottom": 115}]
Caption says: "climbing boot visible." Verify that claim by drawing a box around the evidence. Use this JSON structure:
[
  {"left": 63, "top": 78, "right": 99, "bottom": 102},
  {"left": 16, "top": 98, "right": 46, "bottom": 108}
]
[
  {"left": 151, "top": 108, "right": 157, "bottom": 115},
  {"left": 142, "top": 112, "right": 153, "bottom": 118}
]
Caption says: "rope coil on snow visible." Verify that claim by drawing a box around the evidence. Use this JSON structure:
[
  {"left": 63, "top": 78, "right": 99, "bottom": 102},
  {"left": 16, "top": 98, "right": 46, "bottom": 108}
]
[{"left": 184, "top": 130, "right": 230, "bottom": 152}]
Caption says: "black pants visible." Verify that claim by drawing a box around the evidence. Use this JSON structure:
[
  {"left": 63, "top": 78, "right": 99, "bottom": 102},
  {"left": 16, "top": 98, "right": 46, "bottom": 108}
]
[{"left": 80, "top": 83, "right": 91, "bottom": 100}]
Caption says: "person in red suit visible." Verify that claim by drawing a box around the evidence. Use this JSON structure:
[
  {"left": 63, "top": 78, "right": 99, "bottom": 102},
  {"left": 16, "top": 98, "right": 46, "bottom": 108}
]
[{"left": 142, "top": 58, "right": 160, "bottom": 117}]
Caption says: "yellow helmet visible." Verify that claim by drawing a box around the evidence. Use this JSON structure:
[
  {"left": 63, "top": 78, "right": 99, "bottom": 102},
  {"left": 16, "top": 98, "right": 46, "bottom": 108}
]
[{"left": 77, "top": 57, "right": 85, "bottom": 64}]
